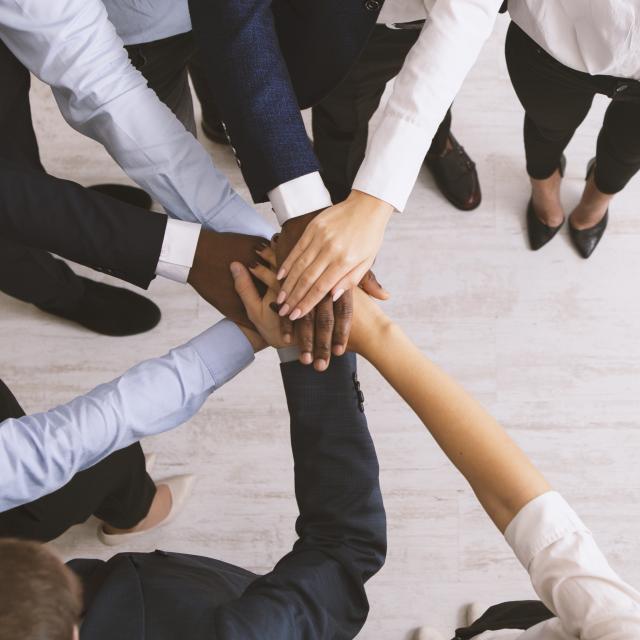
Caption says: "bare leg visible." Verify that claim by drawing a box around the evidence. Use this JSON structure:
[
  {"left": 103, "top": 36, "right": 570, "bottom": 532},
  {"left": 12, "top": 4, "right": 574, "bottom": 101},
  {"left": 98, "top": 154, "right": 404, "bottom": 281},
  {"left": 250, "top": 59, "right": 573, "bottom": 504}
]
[
  {"left": 530, "top": 168, "right": 565, "bottom": 227},
  {"left": 102, "top": 484, "right": 172, "bottom": 535},
  {"left": 569, "top": 169, "right": 612, "bottom": 230}
]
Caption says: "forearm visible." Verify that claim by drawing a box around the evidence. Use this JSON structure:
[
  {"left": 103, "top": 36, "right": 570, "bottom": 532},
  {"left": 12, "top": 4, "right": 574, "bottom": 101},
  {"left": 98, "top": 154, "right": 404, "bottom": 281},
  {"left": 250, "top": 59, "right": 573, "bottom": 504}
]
[
  {"left": 0, "top": 321, "right": 254, "bottom": 512},
  {"left": 361, "top": 322, "right": 549, "bottom": 532}
]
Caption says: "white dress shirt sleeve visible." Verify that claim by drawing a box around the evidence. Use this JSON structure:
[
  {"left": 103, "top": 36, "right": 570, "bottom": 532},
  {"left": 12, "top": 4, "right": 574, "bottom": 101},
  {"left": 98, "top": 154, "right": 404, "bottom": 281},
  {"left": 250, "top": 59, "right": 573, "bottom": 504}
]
[
  {"left": 353, "top": 0, "right": 503, "bottom": 211},
  {"left": 0, "top": 0, "right": 275, "bottom": 240},
  {"left": 268, "top": 172, "right": 333, "bottom": 225},
  {"left": 0, "top": 320, "right": 254, "bottom": 513},
  {"left": 504, "top": 491, "right": 640, "bottom": 640}
]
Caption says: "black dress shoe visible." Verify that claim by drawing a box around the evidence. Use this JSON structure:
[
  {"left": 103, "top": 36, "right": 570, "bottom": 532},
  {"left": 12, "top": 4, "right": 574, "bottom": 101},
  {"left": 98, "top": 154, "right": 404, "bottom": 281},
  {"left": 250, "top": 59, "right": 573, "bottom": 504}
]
[
  {"left": 201, "top": 119, "right": 229, "bottom": 145},
  {"left": 568, "top": 158, "right": 608, "bottom": 259},
  {"left": 424, "top": 133, "right": 481, "bottom": 211},
  {"left": 37, "top": 276, "right": 161, "bottom": 336},
  {"left": 89, "top": 184, "right": 153, "bottom": 210},
  {"left": 526, "top": 155, "right": 566, "bottom": 251}
]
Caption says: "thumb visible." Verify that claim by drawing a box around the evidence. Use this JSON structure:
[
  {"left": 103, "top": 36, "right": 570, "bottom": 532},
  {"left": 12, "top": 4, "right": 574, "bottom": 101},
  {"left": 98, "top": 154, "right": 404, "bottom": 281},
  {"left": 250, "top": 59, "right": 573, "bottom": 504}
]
[
  {"left": 358, "top": 269, "right": 390, "bottom": 301},
  {"left": 230, "top": 262, "right": 261, "bottom": 314}
]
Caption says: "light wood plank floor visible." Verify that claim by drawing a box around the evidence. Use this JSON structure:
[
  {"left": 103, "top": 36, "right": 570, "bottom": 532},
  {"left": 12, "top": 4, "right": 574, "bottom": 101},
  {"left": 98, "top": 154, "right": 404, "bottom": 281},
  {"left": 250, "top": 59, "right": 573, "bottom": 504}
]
[{"left": 2, "top": 18, "right": 639, "bottom": 639}]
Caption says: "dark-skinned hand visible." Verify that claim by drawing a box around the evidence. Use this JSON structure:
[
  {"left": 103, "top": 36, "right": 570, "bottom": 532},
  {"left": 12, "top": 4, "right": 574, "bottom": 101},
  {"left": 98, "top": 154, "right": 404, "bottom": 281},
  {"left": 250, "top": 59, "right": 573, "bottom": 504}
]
[
  {"left": 276, "top": 210, "right": 389, "bottom": 371},
  {"left": 187, "top": 229, "right": 269, "bottom": 328}
]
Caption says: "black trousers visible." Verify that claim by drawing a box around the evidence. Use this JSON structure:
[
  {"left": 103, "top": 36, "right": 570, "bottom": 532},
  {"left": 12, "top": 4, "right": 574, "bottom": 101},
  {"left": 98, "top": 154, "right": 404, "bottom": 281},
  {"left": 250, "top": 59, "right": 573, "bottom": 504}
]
[
  {"left": 506, "top": 21, "right": 640, "bottom": 194},
  {"left": 0, "top": 379, "right": 156, "bottom": 542},
  {"left": 312, "top": 24, "right": 452, "bottom": 203},
  {"left": 0, "top": 32, "right": 198, "bottom": 310}
]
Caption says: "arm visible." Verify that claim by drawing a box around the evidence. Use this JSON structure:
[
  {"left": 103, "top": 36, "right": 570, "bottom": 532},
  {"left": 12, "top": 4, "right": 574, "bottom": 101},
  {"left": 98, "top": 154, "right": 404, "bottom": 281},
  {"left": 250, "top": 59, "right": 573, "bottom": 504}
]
[
  {"left": 277, "top": 0, "right": 503, "bottom": 318},
  {"left": 212, "top": 353, "right": 386, "bottom": 639},
  {"left": 0, "top": 320, "right": 255, "bottom": 512},
  {"left": 0, "top": 160, "right": 166, "bottom": 289},
  {"left": 187, "top": 0, "right": 329, "bottom": 216},
  {"left": 354, "top": 294, "right": 548, "bottom": 533},
  {"left": 0, "top": 0, "right": 274, "bottom": 238}
]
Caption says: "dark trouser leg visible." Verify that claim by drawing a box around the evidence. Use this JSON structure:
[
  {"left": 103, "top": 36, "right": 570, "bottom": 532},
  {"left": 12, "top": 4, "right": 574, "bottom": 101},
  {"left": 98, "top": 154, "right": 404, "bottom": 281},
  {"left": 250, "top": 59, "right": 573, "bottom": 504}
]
[
  {"left": 594, "top": 98, "right": 640, "bottom": 194},
  {"left": 187, "top": 51, "right": 225, "bottom": 132},
  {"left": 0, "top": 40, "right": 86, "bottom": 309},
  {"left": 505, "top": 22, "right": 595, "bottom": 180},
  {"left": 312, "top": 25, "right": 452, "bottom": 203},
  {"left": 0, "top": 379, "right": 155, "bottom": 542},
  {"left": 126, "top": 32, "right": 198, "bottom": 136}
]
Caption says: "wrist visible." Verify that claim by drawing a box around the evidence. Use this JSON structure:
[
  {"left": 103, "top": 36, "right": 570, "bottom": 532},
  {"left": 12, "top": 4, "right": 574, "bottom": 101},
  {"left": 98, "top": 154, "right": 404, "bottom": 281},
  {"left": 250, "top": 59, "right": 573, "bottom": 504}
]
[
  {"left": 349, "top": 190, "right": 394, "bottom": 219},
  {"left": 237, "top": 325, "right": 267, "bottom": 352}
]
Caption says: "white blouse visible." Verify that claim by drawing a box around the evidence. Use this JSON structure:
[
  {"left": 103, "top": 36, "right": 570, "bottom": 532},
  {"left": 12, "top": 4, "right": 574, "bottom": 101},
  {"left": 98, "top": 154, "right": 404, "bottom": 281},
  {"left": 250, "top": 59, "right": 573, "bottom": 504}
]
[
  {"left": 476, "top": 492, "right": 640, "bottom": 640},
  {"left": 357, "top": 0, "right": 640, "bottom": 212}
]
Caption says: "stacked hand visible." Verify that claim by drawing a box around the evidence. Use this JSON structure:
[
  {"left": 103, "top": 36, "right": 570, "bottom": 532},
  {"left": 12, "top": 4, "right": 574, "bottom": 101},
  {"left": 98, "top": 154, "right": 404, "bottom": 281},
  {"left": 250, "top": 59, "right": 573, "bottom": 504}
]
[
  {"left": 187, "top": 228, "right": 269, "bottom": 329},
  {"left": 230, "top": 244, "right": 392, "bottom": 359},
  {"left": 275, "top": 193, "right": 392, "bottom": 370}
]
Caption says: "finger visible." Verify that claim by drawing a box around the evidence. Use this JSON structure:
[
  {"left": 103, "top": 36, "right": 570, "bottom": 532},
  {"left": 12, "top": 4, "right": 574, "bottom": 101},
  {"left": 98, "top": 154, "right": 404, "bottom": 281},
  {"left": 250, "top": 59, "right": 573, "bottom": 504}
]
[
  {"left": 332, "top": 288, "right": 353, "bottom": 356},
  {"left": 277, "top": 244, "right": 324, "bottom": 312},
  {"left": 329, "top": 262, "right": 372, "bottom": 302},
  {"left": 294, "top": 311, "right": 315, "bottom": 366},
  {"left": 279, "top": 315, "right": 294, "bottom": 346},
  {"left": 230, "top": 262, "right": 261, "bottom": 316},
  {"left": 313, "top": 295, "right": 334, "bottom": 372},
  {"left": 357, "top": 269, "right": 390, "bottom": 301},
  {"left": 277, "top": 230, "right": 314, "bottom": 281},
  {"left": 288, "top": 260, "right": 359, "bottom": 320},
  {"left": 256, "top": 244, "right": 277, "bottom": 269},
  {"left": 248, "top": 262, "right": 279, "bottom": 289}
]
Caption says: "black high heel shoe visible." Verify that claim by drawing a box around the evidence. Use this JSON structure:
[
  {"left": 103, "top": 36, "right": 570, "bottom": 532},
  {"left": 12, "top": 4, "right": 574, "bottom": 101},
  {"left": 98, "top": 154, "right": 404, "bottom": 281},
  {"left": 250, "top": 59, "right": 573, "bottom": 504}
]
[
  {"left": 526, "top": 155, "right": 566, "bottom": 251},
  {"left": 568, "top": 158, "right": 608, "bottom": 259}
]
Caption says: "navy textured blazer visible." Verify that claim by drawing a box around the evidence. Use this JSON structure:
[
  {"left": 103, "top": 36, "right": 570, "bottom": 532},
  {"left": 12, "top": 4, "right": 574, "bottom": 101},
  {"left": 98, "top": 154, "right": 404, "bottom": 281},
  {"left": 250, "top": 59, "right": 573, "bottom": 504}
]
[
  {"left": 188, "top": 0, "right": 385, "bottom": 203},
  {"left": 71, "top": 354, "right": 387, "bottom": 639}
]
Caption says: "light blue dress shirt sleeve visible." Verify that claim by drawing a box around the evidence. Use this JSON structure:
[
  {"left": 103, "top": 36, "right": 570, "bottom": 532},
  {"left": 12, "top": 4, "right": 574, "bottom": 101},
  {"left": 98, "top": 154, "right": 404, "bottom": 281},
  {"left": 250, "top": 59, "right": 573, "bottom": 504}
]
[
  {"left": 0, "top": 0, "right": 275, "bottom": 239},
  {"left": 0, "top": 320, "right": 254, "bottom": 513}
]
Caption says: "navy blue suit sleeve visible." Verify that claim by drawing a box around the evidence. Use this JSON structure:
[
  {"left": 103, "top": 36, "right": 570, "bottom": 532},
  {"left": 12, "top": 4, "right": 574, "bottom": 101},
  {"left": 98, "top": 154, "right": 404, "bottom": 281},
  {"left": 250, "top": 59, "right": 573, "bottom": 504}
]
[
  {"left": 0, "top": 160, "right": 166, "bottom": 289},
  {"left": 211, "top": 353, "right": 387, "bottom": 639},
  {"left": 187, "top": 0, "right": 319, "bottom": 204}
]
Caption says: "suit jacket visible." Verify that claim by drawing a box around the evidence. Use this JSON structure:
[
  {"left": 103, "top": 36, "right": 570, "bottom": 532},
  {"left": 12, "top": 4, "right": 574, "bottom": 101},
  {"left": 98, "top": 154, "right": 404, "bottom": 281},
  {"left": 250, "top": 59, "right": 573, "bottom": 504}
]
[
  {"left": 188, "top": 0, "right": 384, "bottom": 203},
  {"left": 70, "top": 353, "right": 387, "bottom": 639},
  {"left": 0, "top": 160, "right": 167, "bottom": 289}
]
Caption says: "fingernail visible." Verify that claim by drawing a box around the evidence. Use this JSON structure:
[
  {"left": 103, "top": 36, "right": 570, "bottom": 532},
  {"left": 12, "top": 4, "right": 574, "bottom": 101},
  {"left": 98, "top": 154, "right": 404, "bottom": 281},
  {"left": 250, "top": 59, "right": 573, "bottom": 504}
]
[
  {"left": 333, "top": 289, "right": 345, "bottom": 302},
  {"left": 278, "top": 304, "right": 290, "bottom": 317},
  {"left": 249, "top": 260, "right": 259, "bottom": 269},
  {"left": 229, "top": 263, "right": 242, "bottom": 279},
  {"left": 269, "top": 302, "right": 280, "bottom": 314},
  {"left": 289, "top": 309, "right": 302, "bottom": 321},
  {"left": 283, "top": 333, "right": 292, "bottom": 345},
  {"left": 276, "top": 268, "right": 286, "bottom": 280},
  {"left": 301, "top": 352, "right": 313, "bottom": 365},
  {"left": 315, "top": 359, "right": 328, "bottom": 372},
  {"left": 276, "top": 290, "right": 287, "bottom": 305},
  {"left": 332, "top": 345, "right": 345, "bottom": 356}
]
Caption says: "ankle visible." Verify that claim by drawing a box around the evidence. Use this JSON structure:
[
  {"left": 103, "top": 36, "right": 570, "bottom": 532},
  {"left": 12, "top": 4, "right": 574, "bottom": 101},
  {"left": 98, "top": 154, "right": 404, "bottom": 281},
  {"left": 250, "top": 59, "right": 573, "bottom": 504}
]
[{"left": 103, "top": 484, "right": 172, "bottom": 535}]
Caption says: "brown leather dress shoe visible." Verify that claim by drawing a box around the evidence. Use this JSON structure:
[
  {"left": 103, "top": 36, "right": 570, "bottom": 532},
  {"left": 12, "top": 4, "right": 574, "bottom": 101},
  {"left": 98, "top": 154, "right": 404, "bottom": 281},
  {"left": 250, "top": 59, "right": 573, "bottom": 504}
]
[{"left": 424, "top": 133, "right": 481, "bottom": 211}]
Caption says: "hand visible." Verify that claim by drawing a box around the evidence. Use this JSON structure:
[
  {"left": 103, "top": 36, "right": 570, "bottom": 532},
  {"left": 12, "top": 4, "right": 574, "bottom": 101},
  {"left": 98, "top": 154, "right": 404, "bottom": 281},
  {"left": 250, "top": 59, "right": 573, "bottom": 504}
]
[
  {"left": 243, "top": 244, "right": 393, "bottom": 360},
  {"left": 276, "top": 206, "right": 389, "bottom": 371},
  {"left": 230, "top": 245, "right": 288, "bottom": 349},
  {"left": 276, "top": 190, "right": 393, "bottom": 320},
  {"left": 187, "top": 228, "right": 269, "bottom": 328}
]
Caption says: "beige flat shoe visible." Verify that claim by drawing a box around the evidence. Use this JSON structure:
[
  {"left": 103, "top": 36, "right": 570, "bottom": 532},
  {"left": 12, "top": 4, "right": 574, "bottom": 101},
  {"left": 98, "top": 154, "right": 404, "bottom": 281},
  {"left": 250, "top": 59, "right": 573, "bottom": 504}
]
[
  {"left": 413, "top": 627, "right": 445, "bottom": 640},
  {"left": 97, "top": 474, "right": 195, "bottom": 546}
]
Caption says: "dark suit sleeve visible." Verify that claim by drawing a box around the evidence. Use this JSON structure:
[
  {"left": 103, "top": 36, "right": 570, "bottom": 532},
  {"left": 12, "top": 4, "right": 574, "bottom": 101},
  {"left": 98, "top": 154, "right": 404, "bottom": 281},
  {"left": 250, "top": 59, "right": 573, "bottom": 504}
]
[
  {"left": 187, "top": 0, "right": 319, "bottom": 204},
  {"left": 0, "top": 160, "right": 167, "bottom": 289},
  {"left": 211, "top": 353, "right": 387, "bottom": 639}
]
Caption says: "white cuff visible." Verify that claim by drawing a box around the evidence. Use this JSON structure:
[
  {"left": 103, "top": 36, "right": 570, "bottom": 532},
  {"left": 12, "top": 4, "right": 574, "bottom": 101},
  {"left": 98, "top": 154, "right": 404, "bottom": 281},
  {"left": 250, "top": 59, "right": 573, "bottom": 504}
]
[
  {"left": 505, "top": 491, "right": 589, "bottom": 569},
  {"left": 156, "top": 218, "right": 202, "bottom": 283},
  {"left": 353, "top": 114, "right": 434, "bottom": 212},
  {"left": 268, "top": 172, "right": 332, "bottom": 225},
  {"left": 278, "top": 346, "right": 300, "bottom": 363}
]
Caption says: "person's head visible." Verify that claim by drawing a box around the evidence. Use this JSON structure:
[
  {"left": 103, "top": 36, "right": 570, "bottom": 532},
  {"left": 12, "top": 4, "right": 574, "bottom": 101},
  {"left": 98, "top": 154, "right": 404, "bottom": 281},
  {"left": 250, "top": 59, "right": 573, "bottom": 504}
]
[{"left": 0, "top": 538, "right": 82, "bottom": 640}]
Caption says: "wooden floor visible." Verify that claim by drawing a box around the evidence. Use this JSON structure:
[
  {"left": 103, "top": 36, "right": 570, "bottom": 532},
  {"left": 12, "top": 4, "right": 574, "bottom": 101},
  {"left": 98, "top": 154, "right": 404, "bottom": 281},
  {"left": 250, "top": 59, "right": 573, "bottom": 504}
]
[{"left": 3, "top": 18, "right": 640, "bottom": 639}]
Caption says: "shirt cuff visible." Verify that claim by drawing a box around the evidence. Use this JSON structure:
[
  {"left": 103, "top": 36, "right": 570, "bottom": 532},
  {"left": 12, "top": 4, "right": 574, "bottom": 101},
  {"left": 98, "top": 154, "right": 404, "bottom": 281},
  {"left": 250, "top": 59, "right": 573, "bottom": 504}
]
[
  {"left": 268, "top": 172, "right": 333, "bottom": 225},
  {"left": 353, "top": 114, "right": 435, "bottom": 212},
  {"left": 278, "top": 346, "right": 300, "bottom": 363},
  {"left": 188, "top": 319, "right": 255, "bottom": 388},
  {"left": 505, "top": 491, "right": 589, "bottom": 570},
  {"left": 156, "top": 218, "right": 202, "bottom": 283}
]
